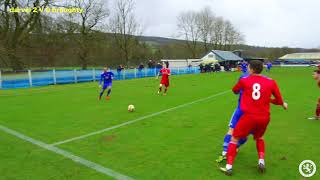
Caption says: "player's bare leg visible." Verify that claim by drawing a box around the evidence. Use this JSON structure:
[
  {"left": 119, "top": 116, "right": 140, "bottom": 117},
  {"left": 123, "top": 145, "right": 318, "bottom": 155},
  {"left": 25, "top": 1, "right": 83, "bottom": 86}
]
[
  {"left": 309, "top": 98, "right": 320, "bottom": 120},
  {"left": 220, "top": 136, "right": 240, "bottom": 176},
  {"left": 163, "top": 87, "right": 168, "bottom": 96},
  {"left": 158, "top": 84, "right": 163, "bottom": 94},
  {"left": 256, "top": 137, "right": 266, "bottom": 174}
]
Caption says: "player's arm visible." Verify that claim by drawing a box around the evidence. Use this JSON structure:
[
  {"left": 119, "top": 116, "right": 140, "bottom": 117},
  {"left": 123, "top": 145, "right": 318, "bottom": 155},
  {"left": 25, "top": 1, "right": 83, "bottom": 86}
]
[
  {"left": 232, "top": 79, "right": 243, "bottom": 94},
  {"left": 270, "top": 80, "right": 288, "bottom": 109}
]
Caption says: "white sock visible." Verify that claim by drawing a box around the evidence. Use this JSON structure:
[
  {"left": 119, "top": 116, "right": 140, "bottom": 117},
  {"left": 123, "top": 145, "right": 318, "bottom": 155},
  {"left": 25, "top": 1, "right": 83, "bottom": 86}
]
[
  {"left": 226, "top": 164, "right": 232, "bottom": 170},
  {"left": 259, "top": 159, "right": 265, "bottom": 165},
  {"left": 222, "top": 151, "right": 227, "bottom": 156}
]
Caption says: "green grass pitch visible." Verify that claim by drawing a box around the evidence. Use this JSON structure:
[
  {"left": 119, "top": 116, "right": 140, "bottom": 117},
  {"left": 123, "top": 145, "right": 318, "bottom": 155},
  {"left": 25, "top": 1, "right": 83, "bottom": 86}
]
[{"left": 0, "top": 67, "right": 319, "bottom": 179}]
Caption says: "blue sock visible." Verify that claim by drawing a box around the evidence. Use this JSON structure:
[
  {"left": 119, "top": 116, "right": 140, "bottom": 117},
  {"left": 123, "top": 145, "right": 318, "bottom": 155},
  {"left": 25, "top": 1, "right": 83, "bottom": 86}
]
[
  {"left": 238, "top": 138, "right": 248, "bottom": 148},
  {"left": 223, "top": 134, "right": 232, "bottom": 153},
  {"left": 107, "top": 89, "right": 111, "bottom": 96}
]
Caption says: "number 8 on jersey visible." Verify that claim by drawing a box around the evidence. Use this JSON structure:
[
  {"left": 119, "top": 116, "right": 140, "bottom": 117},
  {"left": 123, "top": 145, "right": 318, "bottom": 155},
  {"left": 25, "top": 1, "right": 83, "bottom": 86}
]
[{"left": 252, "top": 83, "right": 261, "bottom": 100}]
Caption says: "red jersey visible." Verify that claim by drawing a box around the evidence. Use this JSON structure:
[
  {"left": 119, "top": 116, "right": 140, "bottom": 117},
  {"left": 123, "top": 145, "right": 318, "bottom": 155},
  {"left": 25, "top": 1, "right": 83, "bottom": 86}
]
[
  {"left": 160, "top": 68, "right": 171, "bottom": 81},
  {"left": 232, "top": 75, "right": 284, "bottom": 117}
]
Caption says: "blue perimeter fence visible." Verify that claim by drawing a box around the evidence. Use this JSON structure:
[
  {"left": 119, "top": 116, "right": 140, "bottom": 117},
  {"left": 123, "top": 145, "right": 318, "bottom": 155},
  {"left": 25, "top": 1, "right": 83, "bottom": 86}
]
[{"left": 0, "top": 67, "right": 200, "bottom": 89}]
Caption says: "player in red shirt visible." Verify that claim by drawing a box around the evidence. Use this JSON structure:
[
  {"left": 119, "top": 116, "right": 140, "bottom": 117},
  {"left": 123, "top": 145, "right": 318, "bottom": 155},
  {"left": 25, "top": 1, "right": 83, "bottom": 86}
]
[
  {"left": 220, "top": 60, "right": 288, "bottom": 176},
  {"left": 308, "top": 70, "right": 320, "bottom": 120},
  {"left": 157, "top": 62, "right": 171, "bottom": 96}
]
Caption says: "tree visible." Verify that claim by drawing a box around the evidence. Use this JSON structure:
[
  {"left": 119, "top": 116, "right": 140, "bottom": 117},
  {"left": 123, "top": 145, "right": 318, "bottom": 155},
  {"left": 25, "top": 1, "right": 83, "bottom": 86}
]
[
  {"left": 177, "top": 11, "right": 200, "bottom": 58},
  {"left": 0, "top": 0, "right": 51, "bottom": 70},
  {"left": 66, "top": 0, "right": 109, "bottom": 69},
  {"left": 210, "top": 16, "right": 225, "bottom": 50},
  {"left": 108, "top": 0, "right": 141, "bottom": 67},
  {"left": 196, "top": 7, "right": 215, "bottom": 53},
  {"left": 222, "top": 20, "right": 244, "bottom": 50}
]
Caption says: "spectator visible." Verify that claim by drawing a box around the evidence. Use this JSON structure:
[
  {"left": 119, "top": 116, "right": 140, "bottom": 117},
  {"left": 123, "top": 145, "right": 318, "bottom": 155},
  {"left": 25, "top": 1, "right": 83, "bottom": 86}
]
[
  {"left": 138, "top": 63, "right": 144, "bottom": 78},
  {"left": 138, "top": 63, "right": 144, "bottom": 71},
  {"left": 188, "top": 64, "right": 192, "bottom": 72},
  {"left": 205, "top": 64, "right": 211, "bottom": 72},
  {"left": 148, "top": 60, "right": 155, "bottom": 68},
  {"left": 214, "top": 63, "right": 221, "bottom": 72},
  {"left": 117, "top": 65, "right": 124, "bottom": 79},
  {"left": 200, "top": 64, "right": 204, "bottom": 73}
]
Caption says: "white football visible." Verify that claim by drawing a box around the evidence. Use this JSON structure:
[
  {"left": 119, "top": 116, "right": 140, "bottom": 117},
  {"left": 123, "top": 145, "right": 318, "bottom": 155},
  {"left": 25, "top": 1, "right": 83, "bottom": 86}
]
[{"left": 128, "top": 105, "right": 135, "bottom": 112}]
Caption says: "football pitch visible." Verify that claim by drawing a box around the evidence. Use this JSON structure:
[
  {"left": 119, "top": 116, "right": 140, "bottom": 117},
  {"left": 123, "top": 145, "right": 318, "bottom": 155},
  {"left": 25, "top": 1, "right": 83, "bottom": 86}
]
[{"left": 0, "top": 67, "right": 319, "bottom": 180}]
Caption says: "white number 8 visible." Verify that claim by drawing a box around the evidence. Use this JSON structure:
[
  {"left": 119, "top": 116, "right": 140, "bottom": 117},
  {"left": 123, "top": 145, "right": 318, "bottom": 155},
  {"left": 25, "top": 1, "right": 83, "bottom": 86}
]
[{"left": 252, "top": 83, "right": 261, "bottom": 100}]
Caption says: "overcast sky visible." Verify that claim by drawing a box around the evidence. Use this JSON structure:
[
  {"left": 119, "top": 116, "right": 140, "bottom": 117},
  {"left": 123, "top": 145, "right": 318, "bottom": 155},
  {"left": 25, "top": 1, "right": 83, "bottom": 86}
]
[{"left": 113, "top": 0, "right": 320, "bottom": 49}]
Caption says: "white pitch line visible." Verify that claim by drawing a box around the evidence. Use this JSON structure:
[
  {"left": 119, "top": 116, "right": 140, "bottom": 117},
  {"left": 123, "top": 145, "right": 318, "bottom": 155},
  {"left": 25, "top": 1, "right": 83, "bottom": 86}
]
[
  {"left": 0, "top": 125, "right": 133, "bottom": 180},
  {"left": 51, "top": 90, "right": 231, "bottom": 146}
]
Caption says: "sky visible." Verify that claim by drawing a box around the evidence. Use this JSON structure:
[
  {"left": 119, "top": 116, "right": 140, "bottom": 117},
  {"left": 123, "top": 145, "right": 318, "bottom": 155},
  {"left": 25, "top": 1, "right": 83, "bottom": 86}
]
[{"left": 121, "top": 0, "right": 320, "bottom": 49}]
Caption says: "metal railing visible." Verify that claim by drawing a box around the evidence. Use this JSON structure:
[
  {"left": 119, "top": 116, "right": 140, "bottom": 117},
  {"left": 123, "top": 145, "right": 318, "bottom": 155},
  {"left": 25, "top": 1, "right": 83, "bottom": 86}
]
[{"left": 0, "top": 67, "right": 200, "bottom": 89}]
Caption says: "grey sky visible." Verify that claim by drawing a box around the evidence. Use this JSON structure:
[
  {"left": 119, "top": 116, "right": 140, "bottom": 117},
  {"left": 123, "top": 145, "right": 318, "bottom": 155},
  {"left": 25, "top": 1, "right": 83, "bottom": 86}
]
[{"left": 124, "top": 0, "right": 320, "bottom": 48}]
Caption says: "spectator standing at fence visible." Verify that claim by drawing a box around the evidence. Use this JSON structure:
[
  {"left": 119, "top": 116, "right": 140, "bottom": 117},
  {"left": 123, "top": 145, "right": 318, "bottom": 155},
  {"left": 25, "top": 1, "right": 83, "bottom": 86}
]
[
  {"left": 148, "top": 60, "right": 155, "bottom": 68},
  {"left": 188, "top": 64, "right": 192, "bottom": 72},
  {"left": 138, "top": 63, "right": 144, "bottom": 71},
  {"left": 117, "top": 65, "right": 124, "bottom": 79},
  {"left": 200, "top": 64, "right": 204, "bottom": 73},
  {"left": 138, "top": 63, "right": 144, "bottom": 77},
  {"left": 215, "top": 63, "right": 221, "bottom": 72}
]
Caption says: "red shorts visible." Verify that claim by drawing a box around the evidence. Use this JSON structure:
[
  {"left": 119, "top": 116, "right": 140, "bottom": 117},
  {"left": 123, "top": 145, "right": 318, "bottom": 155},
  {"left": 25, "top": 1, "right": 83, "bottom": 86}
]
[
  {"left": 233, "top": 114, "right": 270, "bottom": 140},
  {"left": 161, "top": 79, "right": 169, "bottom": 87}
]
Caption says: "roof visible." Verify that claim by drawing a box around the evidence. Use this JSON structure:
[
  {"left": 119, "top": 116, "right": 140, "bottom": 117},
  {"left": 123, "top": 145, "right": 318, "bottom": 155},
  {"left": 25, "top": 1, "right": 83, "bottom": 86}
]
[
  {"left": 279, "top": 53, "right": 320, "bottom": 60},
  {"left": 212, "top": 50, "right": 243, "bottom": 61},
  {"left": 160, "top": 59, "right": 201, "bottom": 62}
]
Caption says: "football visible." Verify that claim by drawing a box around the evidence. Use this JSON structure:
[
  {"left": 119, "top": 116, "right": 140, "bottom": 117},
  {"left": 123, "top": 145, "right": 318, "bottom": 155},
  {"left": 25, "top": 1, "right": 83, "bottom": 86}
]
[{"left": 128, "top": 104, "right": 135, "bottom": 112}]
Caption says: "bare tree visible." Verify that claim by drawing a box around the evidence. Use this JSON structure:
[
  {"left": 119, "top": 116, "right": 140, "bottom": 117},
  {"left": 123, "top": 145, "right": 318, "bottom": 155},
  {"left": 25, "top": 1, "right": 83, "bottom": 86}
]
[
  {"left": 210, "top": 16, "right": 225, "bottom": 50},
  {"left": 65, "top": 0, "right": 109, "bottom": 69},
  {"left": 196, "top": 7, "right": 215, "bottom": 53},
  {"left": 177, "top": 11, "right": 200, "bottom": 58},
  {"left": 108, "top": 0, "right": 141, "bottom": 66},
  {"left": 222, "top": 20, "right": 233, "bottom": 50},
  {"left": 0, "top": 0, "right": 51, "bottom": 70}
]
